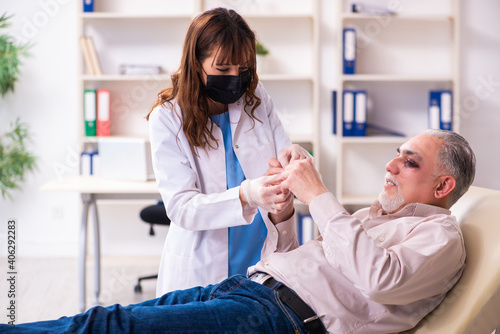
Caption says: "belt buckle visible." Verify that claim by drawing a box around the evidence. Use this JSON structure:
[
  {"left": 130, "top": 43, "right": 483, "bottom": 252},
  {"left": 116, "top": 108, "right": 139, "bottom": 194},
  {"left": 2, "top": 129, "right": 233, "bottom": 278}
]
[
  {"left": 249, "top": 272, "right": 272, "bottom": 285},
  {"left": 303, "top": 315, "right": 319, "bottom": 324}
]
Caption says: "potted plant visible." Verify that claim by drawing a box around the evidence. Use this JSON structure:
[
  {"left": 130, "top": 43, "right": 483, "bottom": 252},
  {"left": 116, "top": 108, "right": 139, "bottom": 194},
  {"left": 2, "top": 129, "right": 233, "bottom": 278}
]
[
  {"left": 255, "top": 41, "right": 269, "bottom": 74},
  {"left": 0, "top": 13, "right": 37, "bottom": 199}
]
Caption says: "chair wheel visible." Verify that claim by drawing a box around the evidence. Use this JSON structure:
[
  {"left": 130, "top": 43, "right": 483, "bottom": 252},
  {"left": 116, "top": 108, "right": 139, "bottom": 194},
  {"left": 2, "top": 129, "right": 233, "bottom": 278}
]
[{"left": 134, "top": 284, "right": 143, "bottom": 293}]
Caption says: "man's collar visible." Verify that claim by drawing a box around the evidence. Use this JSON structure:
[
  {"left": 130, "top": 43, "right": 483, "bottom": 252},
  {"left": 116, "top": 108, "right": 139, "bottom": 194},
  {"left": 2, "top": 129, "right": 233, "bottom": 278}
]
[{"left": 369, "top": 201, "right": 451, "bottom": 218}]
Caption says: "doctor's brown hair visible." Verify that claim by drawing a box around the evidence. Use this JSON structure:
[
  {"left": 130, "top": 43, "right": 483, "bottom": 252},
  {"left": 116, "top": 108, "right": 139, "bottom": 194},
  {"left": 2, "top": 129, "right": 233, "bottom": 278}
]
[{"left": 147, "top": 8, "right": 261, "bottom": 154}]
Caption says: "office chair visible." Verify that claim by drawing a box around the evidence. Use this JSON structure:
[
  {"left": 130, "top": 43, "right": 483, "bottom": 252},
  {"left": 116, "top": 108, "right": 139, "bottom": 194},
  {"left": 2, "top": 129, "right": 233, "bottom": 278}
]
[{"left": 134, "top": 202, "right": 170, "bottom": 293}]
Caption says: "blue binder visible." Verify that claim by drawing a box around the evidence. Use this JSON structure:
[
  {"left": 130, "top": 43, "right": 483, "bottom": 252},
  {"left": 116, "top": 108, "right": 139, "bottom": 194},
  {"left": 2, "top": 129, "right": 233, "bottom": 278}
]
[
  {"left": 80, "top": 151, "right": 98, "bottom": 175},
  {"left": 343, "top": 90, "right": 355, "bottom": 136},
  {"left": 83, "top": 0, "right": 94, "bottom": 12},
  {"left": 343, "top": 90, "right": 367, "bottom": 136},
  {"left": 297, "top": 213, "right": 314, "bottom": 245},
  {"left": 343, "top": 28, "right": 356, "bottom": 74},
  {"left": 332, "top": 90, "right": 337, "bottom": 134},
  {"left": 428, "top": 90, "right": 453, "bottom": 131},
  {"left": 440, "top": 90, "right": 453, "bottom": 131},
  {"left": 354, "top": 90, "right": 367, "bottom": 136}
]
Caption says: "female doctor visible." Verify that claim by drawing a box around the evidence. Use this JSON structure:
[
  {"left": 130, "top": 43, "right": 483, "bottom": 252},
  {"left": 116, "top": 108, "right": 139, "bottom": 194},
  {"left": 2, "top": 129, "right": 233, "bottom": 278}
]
[{"left": 147, "top": 7, "right": 312, "bottom": 295}]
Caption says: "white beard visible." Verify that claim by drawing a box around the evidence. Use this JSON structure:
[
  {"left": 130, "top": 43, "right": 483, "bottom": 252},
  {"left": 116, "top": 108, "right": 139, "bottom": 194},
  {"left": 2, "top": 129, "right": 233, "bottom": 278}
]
[{"left": 378, "top": 174, "right": 405, "bottom": 213}]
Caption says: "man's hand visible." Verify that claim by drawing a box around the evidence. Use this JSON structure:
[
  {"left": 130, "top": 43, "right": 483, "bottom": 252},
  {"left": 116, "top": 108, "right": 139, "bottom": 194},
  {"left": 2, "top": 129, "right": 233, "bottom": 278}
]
[
  {"left": 277, "top": 144, "right": 315, "bottom": 168},
  {"left": 281, "top": 159, "right": 328, "bottom": 205}
]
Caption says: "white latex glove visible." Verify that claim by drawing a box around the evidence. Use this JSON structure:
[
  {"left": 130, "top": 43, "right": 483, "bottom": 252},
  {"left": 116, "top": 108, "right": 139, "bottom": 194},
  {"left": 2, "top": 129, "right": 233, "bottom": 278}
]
[
  {"left": 278, "top": 144, "right": 316, "bottom": 168},
  {"left": 240, "top": 175, "right": 291, "bottom": 214}
]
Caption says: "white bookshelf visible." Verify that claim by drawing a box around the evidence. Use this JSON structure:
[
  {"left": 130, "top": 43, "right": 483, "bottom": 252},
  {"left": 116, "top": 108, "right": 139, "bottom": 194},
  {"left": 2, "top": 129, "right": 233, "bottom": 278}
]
[
  {"left": 335, "top": 0, "right": 460, "bottom": 207},
  {"left": 77, "top": 0, "right": 320, "bottom": 162},
  {"left": 76, "top": 0, "right": 321, "bottom": 243}
]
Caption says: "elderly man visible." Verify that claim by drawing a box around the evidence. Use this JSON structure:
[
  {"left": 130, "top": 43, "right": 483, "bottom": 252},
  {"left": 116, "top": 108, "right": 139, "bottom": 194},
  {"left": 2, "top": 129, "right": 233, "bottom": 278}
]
[{"left": 3, "top": 129, "right": 475, "bottom": 334}]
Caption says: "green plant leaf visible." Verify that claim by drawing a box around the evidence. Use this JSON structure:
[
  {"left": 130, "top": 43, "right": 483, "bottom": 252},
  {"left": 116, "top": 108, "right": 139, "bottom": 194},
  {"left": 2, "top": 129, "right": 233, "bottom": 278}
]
[
  {"left": 0, "top": 13, "right": 31, "bottom": 97},
  {"left": 0, "top": 14, "right": 36, "bottom": 199},
  {"left": 255, "top": 41, "right": 269, "bottom": 56},
  {"left": 0, "top": 118, "right": 38, "bottom": 199}
]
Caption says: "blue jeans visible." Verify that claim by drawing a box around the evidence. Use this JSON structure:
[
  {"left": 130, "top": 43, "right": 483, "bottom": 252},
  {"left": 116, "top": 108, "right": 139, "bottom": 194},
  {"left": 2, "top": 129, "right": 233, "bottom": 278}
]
[{"left": 4, "top": 275, "right": 309, "bottom": 333}]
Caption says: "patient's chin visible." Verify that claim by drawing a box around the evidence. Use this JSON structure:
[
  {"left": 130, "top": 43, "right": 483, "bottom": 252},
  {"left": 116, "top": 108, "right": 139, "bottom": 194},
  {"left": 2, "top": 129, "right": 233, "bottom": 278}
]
[{"left": 379, "top": 192, "right": 405, "bottom": 213}]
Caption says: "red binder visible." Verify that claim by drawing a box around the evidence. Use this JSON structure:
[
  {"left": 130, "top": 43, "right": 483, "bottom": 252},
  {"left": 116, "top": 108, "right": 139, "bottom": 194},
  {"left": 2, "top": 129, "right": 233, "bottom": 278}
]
[{"left": 96, "top": 88, "right": 110, "bottom": 136}]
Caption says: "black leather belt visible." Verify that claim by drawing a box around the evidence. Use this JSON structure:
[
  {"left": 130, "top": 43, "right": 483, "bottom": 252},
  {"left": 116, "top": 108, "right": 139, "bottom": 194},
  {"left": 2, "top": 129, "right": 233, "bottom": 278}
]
[{"left": 249, "top": 273, "right": 326, "bottom": 334}]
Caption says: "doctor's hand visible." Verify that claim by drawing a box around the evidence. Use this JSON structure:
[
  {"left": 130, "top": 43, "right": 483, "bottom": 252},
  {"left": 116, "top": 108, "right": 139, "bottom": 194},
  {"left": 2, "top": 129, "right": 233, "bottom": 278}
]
[
  {"left": 280, "top": 159, "right": 328, "bottom": 206},
  {"left": 264, "top": 157, "right": 285, "bottom": 176},
  {"left": 277, "top": 144, "right": 315, "bottom": 168},
  {"left": 240, "top": 174, "right": 292, "bottom": 214}
]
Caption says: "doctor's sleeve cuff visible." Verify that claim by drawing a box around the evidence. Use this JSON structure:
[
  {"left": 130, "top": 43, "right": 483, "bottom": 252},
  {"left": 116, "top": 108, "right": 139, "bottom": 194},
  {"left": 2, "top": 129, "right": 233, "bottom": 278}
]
[{"left": 242, "top": 204, "right": 258, "bottom": 224}]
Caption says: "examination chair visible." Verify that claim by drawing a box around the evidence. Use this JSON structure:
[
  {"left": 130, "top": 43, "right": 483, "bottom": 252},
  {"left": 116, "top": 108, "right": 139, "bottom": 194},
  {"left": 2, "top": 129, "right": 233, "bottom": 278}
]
[
  {"left": 402, "top": 186, "right": 500, "bottom": 334},
  {"left": 134, "top": 202, "right": 170, "bottom": 293}
]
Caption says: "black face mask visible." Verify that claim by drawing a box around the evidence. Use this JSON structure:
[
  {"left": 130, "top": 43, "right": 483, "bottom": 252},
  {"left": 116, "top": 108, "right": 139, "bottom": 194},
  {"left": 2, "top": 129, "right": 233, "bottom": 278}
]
[{"left": 203, "top": 69, "right": 251, "bottom": 104}]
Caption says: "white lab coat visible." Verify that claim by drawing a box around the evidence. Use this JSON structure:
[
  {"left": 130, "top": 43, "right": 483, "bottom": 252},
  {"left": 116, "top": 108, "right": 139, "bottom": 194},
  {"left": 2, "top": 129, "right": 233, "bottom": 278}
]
[{"left": 149, "top": 83, "right": 292, "bottom": 295}]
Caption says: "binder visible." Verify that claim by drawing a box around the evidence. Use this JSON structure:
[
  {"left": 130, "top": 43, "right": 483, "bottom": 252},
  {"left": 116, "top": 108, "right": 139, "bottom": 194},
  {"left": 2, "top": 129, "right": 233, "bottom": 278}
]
[
  {"left": 297, "top": 213, "right": 314, "bottom": 245},
  {"left": 85, "top": 36, "right": 103, "bottom": 76},
  {"left": 354, "top": 90, "right": 367, "bottom": 136},
  {"left": 343, "top": 90, "right": 354, "bottom": 136},
  {"left": 91, "top": 152, "right": 99, "bottom": 175},
  {"left": 79, "top": 37, "right": 94, "bottom": 75},
  {"left": 80, "top": 152, "right": 91, "bottom": 176},
  {"left": 343, "top": 90, "right": 367, "bottom": 136},
  {"left": 343, "top": 28, "right": 356, "bottom": 74},
  {"left": 440, "top": 90, "right": 452, "bottom": 131},
  {"left": 97, "top": 89, "right": 110, "bottom": 136},
  {"left": 428, "top": 90, "right": 453, "bottom": 131},
  {"left": 332, "top": 90, "right": 337, "bottom": 134},
  {"left": 80, "top": 37, "right": 102, "bottom": 75},
  {"left": 80, "top": 151, "right": 98, "bottom": 175},
  {"left": 84, "top": 89, "right": 97, "bottom": 136},
  {"left": 428, "top": 90, "right": 441, "bottom": 130},
  {"left": 83, "top": 0, "right": 94, "bottom": 12}
]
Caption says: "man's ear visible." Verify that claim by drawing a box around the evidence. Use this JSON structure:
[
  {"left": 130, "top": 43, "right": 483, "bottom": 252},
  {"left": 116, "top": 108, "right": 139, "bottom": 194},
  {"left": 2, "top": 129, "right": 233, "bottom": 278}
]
[{"left": 434, "top": 175, "right": 456, "bottom": 199}]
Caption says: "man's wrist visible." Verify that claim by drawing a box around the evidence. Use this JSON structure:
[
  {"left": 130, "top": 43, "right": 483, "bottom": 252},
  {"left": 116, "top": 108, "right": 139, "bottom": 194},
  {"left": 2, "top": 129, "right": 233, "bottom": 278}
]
[
  {"left": 268, "top": 200, "right": 295, "bottom": 225},
  {"left": 303, "top": 187, "right": 329, "bottom": 206},
  {"left": 269, "top": 204, "right": 295, "bottom": 225}
]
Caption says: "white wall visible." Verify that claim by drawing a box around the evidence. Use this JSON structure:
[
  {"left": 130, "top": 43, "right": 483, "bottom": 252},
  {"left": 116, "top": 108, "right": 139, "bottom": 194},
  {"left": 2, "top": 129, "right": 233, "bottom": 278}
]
[
  {"left": 0, "top": 0, "right": 168, "bottom": 258},
  {"left": 0, "top": 0, "right": 81, "bottom": 257},
  {"left": 0, "top": 0, "right": 499, "bottom": 258},
  {"left": 458, "top": 0, "right": 500, "bottom": 190}
]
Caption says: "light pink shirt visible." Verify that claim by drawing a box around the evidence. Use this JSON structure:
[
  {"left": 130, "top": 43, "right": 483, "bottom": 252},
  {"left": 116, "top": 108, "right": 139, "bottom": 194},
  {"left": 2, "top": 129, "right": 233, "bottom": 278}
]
[{"left": 249, "top": 192, "right": 466, "bottom": 333}]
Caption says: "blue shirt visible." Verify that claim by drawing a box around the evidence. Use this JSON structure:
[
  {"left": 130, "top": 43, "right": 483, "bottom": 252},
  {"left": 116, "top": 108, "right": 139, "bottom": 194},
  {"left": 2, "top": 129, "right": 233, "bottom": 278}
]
[{"left": 211, "top": 112, "right": 267, "bottom": 276}]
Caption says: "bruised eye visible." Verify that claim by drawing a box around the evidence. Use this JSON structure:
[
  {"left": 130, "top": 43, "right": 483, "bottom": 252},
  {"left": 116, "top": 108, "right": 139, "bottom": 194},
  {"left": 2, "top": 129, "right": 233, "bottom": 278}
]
[{"left": 405, "top": 159, "right": 419, "bottom": 168}]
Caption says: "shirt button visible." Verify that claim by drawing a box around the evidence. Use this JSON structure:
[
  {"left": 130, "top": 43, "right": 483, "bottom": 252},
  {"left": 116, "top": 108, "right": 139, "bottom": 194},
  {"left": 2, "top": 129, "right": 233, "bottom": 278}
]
[
  {"left": 264, "top": 261, "right": 270, "bottom": 266},
  {"left": 379, "top": 237, "right": 385, "bottom": 242},
  {"left": 282, "top": 230, "right": 287, "bottom": 235},
  {"left": 235, "top": 144, "right": 239, "bottom": 149},
  {"left": 273, "top": 231, "right": 277, "bottom": 236}
]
